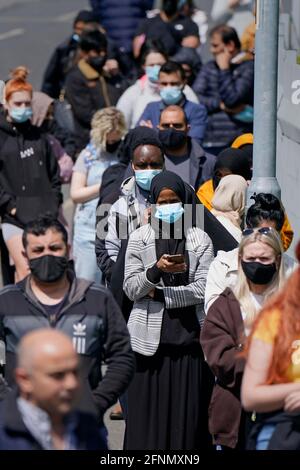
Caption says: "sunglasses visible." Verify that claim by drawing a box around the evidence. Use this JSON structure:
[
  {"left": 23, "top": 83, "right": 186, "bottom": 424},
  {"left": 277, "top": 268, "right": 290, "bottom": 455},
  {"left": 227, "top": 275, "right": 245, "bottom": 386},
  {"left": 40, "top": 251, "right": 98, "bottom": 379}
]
[
  {"left": 242, "top": 227, "right": 275, "bottom": 237},
  {"left": 160, "top": 123, "right": 185, "bottom": 130}
]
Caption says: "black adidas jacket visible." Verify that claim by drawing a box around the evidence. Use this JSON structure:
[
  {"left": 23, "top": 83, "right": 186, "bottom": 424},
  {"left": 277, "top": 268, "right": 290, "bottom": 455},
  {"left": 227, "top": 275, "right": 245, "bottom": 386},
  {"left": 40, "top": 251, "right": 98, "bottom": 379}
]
[
  {"left": 0, "top": 112, "right": 62, "bottom": 228},
  {"left": 0, "top": 272, "right": 135, "bottom": 421}
]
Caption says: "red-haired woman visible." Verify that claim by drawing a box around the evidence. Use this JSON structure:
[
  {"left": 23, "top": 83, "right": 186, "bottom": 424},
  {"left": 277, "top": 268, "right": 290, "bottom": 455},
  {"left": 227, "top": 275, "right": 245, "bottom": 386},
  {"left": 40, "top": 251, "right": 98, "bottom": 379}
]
[
  {"left": 242, "top": 241, "right": 300, "bottom": 450},
  {"left": 0, "top": 67, "right": 62, "bottom": 281}
]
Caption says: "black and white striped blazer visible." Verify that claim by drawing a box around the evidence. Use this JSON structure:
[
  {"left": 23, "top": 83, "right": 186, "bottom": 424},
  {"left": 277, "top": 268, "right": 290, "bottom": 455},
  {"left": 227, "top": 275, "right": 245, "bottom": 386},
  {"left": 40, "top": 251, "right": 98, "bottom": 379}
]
[{"left": 123, "top": 224, "right": 214, "bottom": 356}]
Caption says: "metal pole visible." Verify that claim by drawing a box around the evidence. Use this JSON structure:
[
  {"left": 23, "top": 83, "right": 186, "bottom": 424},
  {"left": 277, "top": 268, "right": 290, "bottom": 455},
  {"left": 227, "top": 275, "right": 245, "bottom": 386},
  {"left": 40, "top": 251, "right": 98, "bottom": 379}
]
[{"left": 246, "top": 0, "right": 281, "bottom": 209}]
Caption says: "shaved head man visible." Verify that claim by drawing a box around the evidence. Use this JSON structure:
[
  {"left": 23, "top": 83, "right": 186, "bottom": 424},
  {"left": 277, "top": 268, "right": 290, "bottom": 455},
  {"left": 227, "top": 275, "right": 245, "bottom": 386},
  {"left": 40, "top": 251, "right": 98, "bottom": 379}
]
[
  {"left": 16, "top": 329, "right": 79, "bottom": 419},
  {"left": 0, "top": 329, "right": 107, "bottom": 450}
]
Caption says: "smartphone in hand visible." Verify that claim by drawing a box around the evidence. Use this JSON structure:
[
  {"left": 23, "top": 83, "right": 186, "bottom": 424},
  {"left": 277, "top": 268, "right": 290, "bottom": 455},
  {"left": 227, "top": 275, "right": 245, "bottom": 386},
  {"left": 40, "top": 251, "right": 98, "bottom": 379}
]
[{"left": 165, "top": 254, "right": 185, "bottom": 264}]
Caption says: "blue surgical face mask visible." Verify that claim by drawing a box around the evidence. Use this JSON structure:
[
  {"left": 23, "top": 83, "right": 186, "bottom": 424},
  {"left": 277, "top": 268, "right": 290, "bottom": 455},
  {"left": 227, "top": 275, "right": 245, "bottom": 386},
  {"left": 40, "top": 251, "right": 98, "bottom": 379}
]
[
  {"left": 135, "top": 169, "right": 162, "bottom": 191},
  {"left": 234, "top": 105, "right": 254, "bottom": 123},
  {"left": 146, "top": 65, "right": 161, "bottom": 83},
  {"left": 10, "top": 107, "right": 33, "bottom": 123},
  {"left": 72, "top": 33, "right": 80, "bottom": 42},
  {"left": 160, "top": 86, "right": 183, "bottom": 105},
  {"left": 155, "top": 202, "right": 184, "bottom": 224}
]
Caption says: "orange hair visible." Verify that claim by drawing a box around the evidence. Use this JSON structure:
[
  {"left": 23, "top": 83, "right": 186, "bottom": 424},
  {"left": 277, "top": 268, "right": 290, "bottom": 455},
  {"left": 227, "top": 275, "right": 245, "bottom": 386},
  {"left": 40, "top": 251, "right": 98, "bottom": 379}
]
[
  {"left": 5, "top": 66, "right": 33, "bottom": 102},
  {"left": 244, "top": 241, "right": 300, "bottom": 384}
]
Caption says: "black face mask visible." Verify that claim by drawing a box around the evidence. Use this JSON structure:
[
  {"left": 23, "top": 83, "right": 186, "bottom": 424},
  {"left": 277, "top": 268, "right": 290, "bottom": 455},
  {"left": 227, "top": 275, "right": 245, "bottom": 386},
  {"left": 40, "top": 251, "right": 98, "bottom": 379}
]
[
  {"left": 158, "top": 128, "right": 187, "bottom": 150},
  {"left": 88, "top": 55, "right": 107, "bottom": 72},
  {"left": 29, "top": 255, "right": 68, "bottom": 283},
  {"left": 163, "top": 0, "right": 179, "bottom": 17},
  {"left": 241, "top": 260, "right": 277, "bottom": 285},
  {"left": 106, "top": 140, "right": 121, "bottom": 153}
]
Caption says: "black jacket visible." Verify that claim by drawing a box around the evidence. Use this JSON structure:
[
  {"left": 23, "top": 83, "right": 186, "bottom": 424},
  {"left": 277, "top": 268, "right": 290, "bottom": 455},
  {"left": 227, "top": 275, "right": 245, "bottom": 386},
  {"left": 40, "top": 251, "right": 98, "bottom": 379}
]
[
  {"left": 42, "top": 35, "right": 128, "bottom": 99},
  {"left": 0, "top": 113, "right": 62, "bottom": 228},
  {"left": 44, "top": 118, "right": 77, "bottom": 160},
  {"left": 193, "top": 59, "right": 254, "bottom": 145},
  {"left": 41, "top": 36, "right": 78, "bottom": 99},
  {"left": 65, "top": 60, "right": 123, "bottom": 152},
  {"left": 0, "top": 392, "right": 107, "bottom": 450},
  {"left": 0, "top": 272, "right": 135, "bottom": 420}
]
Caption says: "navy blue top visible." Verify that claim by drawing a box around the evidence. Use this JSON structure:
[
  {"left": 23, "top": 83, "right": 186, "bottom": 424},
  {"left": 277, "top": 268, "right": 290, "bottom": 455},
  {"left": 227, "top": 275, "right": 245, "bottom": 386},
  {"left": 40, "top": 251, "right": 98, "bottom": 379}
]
[{"left": 137, "top": 97, "right": 208, "bottom": 145}]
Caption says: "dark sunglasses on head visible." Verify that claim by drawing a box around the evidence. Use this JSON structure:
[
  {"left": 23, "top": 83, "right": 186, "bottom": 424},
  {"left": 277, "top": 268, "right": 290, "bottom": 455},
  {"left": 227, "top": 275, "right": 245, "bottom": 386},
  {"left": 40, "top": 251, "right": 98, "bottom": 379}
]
[{"left": 242, "top": 227, "right": 275, "bottom": 237}]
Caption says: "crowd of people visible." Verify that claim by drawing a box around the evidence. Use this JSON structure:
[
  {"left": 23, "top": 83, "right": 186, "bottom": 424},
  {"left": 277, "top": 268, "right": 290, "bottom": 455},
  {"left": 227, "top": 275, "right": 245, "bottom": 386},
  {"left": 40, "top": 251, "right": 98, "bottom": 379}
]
[{"left": 0, "top": 0, "right": 299, "bottom": 452}]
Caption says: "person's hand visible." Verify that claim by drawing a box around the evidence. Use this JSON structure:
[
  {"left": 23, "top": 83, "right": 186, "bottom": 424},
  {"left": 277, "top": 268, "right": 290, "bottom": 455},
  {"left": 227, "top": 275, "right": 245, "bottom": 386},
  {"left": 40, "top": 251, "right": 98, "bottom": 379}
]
[
  {"left": 10, "top": 207, "right": 16, "bottom": 216},
  {"left": 103, "top": 59, "right": 120, "bottom": 76},
  {"left": 215, "top": 48, "right": 232, "bottom": 70},
  {"left": 156, "top": 254, "right": 187, "bottom": 274},
  {"left": 220, "top": 102, "right": 246, "bottom": 114},
  {"left": 140, "top": 120, "right": 153, "bottom": 128},
  {"left": 284, "top": 391, "right": 300, "bottom": 413},
  {"left": 148, "top": 289, "right": 155, "bottom": 298}
]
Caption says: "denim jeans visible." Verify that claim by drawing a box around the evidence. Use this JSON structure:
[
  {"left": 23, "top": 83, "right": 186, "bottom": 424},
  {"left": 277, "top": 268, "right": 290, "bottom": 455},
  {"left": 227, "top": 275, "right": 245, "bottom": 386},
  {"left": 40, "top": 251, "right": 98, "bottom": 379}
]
[
  {"left": 256, "top": 424, "right": 276, "bottom": 450},
  {"left": 73, "top": 205, "right": 102, "bottom": 284}
]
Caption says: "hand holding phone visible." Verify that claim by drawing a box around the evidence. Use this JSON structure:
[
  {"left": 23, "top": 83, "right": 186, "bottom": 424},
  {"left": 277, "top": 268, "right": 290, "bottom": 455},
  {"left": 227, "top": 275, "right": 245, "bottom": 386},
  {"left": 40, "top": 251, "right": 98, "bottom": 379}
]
[
  {"left": 165, "top": 254, "right": 185, "bottom": 264},
  {"left": 157, "top": 254, "right": 187, "bottom": 273}
]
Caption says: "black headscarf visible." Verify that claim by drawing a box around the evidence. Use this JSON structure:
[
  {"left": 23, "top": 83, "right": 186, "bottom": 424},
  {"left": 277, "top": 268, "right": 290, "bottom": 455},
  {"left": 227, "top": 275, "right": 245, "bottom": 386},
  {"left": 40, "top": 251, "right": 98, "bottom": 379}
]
[
  {"left": 213, "top": 148, "right": 252, "bottom": 189},
  {"left": 150, "top": 170, "right": 186, "bottom": 205},
  {"left": 149, "top": 171, "right": 201, "bottom": 345},
  {"left": 150, "top": 171, "right": 189, "bottom": 287}
]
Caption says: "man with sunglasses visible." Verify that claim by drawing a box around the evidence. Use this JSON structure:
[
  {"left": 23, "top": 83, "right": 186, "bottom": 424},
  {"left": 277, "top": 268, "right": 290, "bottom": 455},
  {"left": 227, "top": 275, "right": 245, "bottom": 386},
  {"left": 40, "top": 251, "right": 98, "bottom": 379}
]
[{"left": 158, "top": 105, "right": 216, "bottom": 189}]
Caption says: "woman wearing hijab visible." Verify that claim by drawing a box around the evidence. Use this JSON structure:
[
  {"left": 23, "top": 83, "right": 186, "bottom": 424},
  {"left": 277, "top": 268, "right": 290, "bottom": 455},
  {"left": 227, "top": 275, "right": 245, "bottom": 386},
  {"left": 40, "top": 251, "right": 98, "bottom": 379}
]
[
  {"left": 123, "top": 171, "right": 214, "bottom": 450},
  {"left": 196, "top": 147, "right": 251, "bottom": 211},
  {"left": 211, "top": 174, "right": 247, "bottom": 242}
]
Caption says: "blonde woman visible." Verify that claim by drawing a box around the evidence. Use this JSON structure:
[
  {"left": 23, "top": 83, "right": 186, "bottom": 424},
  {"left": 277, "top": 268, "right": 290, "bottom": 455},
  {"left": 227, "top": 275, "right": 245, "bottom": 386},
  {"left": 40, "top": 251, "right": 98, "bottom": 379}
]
[
  {"left": 71, "top": 107, "right": 127, "bottom": 283},
  {"left": 201, "top": 228, "right": 285, "bottom": 450}
]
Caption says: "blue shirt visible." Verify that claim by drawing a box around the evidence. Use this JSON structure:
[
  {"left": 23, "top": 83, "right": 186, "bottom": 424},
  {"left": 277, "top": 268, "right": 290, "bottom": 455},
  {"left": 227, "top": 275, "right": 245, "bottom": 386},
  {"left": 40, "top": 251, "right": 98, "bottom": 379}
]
[{"left": 137, "top": 97, "right": 207, "bottom": 145}]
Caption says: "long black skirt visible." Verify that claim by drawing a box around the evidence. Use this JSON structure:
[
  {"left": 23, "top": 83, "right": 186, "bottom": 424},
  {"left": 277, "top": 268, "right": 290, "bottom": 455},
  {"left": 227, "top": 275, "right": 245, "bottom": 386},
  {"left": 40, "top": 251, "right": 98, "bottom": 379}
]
[{"left": 124, "top": 344, "right": 213, "bottom": 450}]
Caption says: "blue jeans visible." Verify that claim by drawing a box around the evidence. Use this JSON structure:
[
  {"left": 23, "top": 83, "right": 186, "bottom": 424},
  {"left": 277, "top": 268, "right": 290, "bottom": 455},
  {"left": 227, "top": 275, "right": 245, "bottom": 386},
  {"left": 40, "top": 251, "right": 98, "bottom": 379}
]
[
  {"left": 256, "top": 424, "right": 276, "bottom": 450},
  {"left": 73, "top": 206, "right": 102, "bottom": 284}
]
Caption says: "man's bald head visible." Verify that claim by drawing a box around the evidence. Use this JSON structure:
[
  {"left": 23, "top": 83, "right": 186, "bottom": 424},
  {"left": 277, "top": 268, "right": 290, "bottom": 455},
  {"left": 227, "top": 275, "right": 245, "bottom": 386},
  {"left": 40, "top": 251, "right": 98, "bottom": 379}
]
[
  {"left": 17, "top": 329, "right": 76, "bottom": 373},
  {"left": 159, "top": 105, "right": 188, "bottom": 128},
  {"left": 16, "top": 330, "right": 79, "bottom": 417}
]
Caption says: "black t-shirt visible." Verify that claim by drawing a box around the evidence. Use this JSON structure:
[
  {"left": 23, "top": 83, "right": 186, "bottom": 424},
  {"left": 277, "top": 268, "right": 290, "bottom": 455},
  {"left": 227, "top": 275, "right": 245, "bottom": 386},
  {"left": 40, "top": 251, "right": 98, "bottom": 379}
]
[
  {"left": 40, "top": 294, "right": 68, "bottom": 324},
  {"left": 135, "top": 14, "right": 199, "bottom": 55}
]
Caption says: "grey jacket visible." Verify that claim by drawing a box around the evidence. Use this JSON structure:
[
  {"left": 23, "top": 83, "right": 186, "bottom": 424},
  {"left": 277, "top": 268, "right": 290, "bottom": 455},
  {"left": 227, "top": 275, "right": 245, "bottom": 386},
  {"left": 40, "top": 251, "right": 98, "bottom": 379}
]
[{"left": 123, "top": 224, "right": 214, "bottom": 356}]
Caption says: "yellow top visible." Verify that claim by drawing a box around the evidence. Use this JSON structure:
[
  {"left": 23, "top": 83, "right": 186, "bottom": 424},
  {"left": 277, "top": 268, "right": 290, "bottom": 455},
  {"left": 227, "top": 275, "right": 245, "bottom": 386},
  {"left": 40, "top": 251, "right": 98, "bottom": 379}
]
[
  {"left": 253, "top": 310, "right": 300, "bottom": 382},
  {"left": 253, "top": 309, "right": 281, "bottom": 344},
  {"left": 281, "top": 215, "right": 293, "bottom": 251},
  {"left": 241, "top": 22, "right": 256, "bottom": 54},
  {"left": 231, "top": 133, "right": 254, "bottom": 149},
  {"left": 196, "top": 178, "right": 214, "bottom": 211}
]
